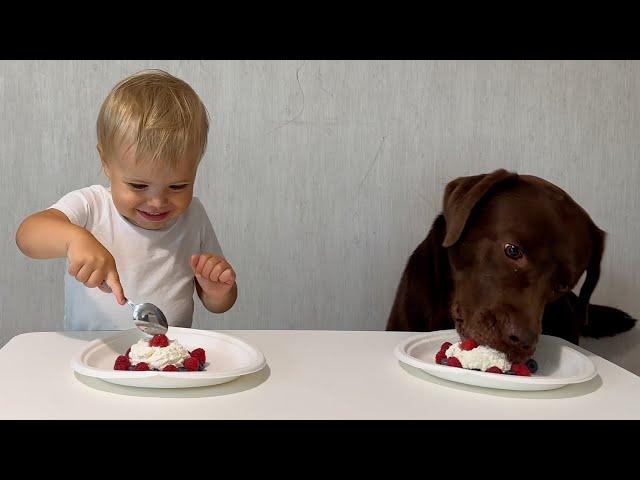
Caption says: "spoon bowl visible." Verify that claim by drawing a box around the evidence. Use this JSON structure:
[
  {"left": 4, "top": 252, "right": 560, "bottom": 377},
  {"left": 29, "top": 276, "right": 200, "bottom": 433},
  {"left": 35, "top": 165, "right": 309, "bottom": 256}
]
[
  {"left": 101, "top": 283, "right": 168, "bottom": 336},
  {"left": 130, "top": 301, "right": 169, "bottom": 336}
]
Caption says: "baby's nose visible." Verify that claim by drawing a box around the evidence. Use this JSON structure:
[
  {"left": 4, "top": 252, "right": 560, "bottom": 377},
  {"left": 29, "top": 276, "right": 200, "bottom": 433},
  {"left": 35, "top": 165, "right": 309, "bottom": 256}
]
[{"left": 146, "top": 196, "right": 167, "bottom": 208}]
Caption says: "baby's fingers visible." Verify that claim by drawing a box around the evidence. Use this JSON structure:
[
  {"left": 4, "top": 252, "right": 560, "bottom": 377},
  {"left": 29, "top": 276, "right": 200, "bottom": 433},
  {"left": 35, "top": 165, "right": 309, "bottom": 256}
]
[
  {"left": 190, "top": 254, "right": 201, "bottom": 272},
  {"left": 208, "top": 260, "right": 230, "bottom": 281},
  {"left": 194, "top": 254, "right": 212, "bottom": 276},
  {"left": 85, "top": 270, "right": 104, "bottom": 288},
  {"left": 68, "top": 261, "right": 83, "bottom": 278},
  {"left": 219, "top": 268, "right": 236, "bottom": 285},
  {"left": 105, "top": 271, "right": 127, "bottom": 305},
  {"left": 201, "top": 256, "right": 221, "bottom": 280},
  {"left": 75, "top": 264, "right": 93, "bottom": 284}
]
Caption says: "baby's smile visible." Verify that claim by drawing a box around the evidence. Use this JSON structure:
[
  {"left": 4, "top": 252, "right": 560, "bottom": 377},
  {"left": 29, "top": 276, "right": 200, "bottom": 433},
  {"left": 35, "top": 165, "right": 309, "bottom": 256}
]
[{"left": 136, "top": 209, "right": 172, "bottom": 222}]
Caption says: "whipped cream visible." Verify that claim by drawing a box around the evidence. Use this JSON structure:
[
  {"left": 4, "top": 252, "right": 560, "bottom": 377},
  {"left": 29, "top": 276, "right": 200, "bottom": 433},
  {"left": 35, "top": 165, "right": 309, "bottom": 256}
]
[
  {"left": 128, "top": 338, "right": 191, "bottom": 370},
  {"left": 445, "top": 343, "right": 512, "bottom": 372}
]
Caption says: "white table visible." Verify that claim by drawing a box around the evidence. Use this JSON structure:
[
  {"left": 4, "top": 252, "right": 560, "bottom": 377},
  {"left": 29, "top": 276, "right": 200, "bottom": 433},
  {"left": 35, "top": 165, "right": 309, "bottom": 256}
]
[{"left": 1, "top": 330, "right": 639, "bottom": 419}]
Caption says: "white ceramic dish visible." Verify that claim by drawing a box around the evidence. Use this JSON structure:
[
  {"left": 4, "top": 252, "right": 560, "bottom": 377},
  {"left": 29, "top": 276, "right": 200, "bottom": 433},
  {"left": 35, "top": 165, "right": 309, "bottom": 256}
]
[
  {"left": 71, "top": 327, "right": 267, "bottom": 389},
  {"left": 394, "top": 330, "right": 597, "bottom": 391}
]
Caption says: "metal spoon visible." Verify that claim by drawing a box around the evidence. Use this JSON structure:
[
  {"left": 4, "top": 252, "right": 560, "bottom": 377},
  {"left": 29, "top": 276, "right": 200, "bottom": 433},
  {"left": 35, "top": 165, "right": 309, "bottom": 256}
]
[{"left": 101, "top": 282, "right": 169, "bottom": 336}]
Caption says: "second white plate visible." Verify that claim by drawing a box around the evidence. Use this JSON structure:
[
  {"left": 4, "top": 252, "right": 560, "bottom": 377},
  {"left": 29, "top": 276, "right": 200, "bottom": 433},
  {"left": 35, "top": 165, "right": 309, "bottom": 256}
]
[{"left": 394, "top": 330, "right": 597, "bottom": 391}]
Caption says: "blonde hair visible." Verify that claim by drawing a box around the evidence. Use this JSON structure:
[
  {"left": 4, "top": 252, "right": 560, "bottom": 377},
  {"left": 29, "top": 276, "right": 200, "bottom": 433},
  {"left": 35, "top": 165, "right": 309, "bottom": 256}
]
[{"left": 97, "top": 69, "right": 209, "bottom": 169}]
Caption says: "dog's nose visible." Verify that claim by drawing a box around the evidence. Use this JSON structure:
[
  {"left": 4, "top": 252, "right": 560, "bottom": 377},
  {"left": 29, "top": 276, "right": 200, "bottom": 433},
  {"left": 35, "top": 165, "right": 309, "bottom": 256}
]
[{"left": 503, "top": 322, "right": 537, "bottom": 350}]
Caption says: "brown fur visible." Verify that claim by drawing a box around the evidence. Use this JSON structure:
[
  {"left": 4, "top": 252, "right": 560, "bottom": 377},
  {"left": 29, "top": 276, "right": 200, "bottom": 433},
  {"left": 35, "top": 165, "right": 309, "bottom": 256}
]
[{"left": 387, "top": 169, "right": 636, "bottom": 363}]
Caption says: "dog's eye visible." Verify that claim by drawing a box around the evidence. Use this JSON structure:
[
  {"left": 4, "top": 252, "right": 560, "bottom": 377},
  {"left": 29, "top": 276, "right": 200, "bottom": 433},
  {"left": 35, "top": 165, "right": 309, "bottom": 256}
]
[{"left": 504, "top": 243, "right": 524, "bottom": 260}]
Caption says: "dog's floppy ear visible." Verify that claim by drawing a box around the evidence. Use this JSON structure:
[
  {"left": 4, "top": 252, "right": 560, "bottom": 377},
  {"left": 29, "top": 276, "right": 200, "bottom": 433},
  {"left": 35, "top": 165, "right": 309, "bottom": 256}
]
[
  {"left": 577, "top": 226, "right": 605, "bottom": 325},
  {"left": 543, "top": 226, "right": 606, "bottom": 344},
  {"left": 386, "top": 214, "right": 452, "bottom": 331},
  {"left": 577, "top": 225, "right": 637, "bottom": 337},
  {"left": 442, "top": 169, "right": 518, "bottom": 247},
  {"left": 570, "top": 225, "right": 636, "bottom": 338}
]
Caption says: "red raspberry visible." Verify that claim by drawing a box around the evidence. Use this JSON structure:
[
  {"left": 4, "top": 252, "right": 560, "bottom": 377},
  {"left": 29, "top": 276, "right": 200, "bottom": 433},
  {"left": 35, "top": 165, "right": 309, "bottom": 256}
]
[
  {"left": 511, "top": 363, "right": 531, "bottom": 376},
  {"left": 113, "top": 355, "right": 130, "bottom": 370},
  {"left": 435, "top": 351, "right": 447, "bottom": 364},
  {"left": 134, "top": 362, "right": 150, "bottom": 371},
  {"left": 190, "top": 348, "right": 206, "bottom": 364},
  {"left": 446, "top": 357, "right": 462, "bottom": 368},
  {"left": 485, "top": 366, "right": 503, "bottom": 374},
  {"left": 183, "top": 357, "right": 200, "bottom": 371},
  {"left": 149, "top": 335, "right": 169, "bottom": 347},
  {"left": 162, "top": 365, "right": 178, "bottom": 372},
  {"left": 460, "top": 339, "right": 478, "bottom": 351},
  {"left": 125, "top": 348, "right": 131, "bottom": 357},
  {"left": 439, "top": 342, "right": 452, "bottom": 353}
]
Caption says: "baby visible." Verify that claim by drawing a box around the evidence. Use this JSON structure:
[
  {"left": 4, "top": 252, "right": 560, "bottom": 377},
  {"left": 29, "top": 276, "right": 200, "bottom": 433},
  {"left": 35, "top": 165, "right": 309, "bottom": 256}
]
[{"left": 16, "top": 69, "right": 237, "bottom": 330}]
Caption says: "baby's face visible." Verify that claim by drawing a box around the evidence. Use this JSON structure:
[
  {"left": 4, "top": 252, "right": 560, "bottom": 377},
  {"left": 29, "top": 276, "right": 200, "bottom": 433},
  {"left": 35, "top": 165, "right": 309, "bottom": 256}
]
[{"left": 102, "top": 145, "right": 199, "bottom": 230}]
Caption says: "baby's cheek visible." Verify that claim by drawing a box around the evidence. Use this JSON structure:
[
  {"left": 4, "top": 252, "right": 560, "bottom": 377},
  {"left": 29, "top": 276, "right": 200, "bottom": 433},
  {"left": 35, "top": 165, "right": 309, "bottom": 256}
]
[
  {"left": 174, "top": 191, "right": 194, "bottom": 212},
  {"left": 115, "top": 190, "right": 141, "bottom": 210}
]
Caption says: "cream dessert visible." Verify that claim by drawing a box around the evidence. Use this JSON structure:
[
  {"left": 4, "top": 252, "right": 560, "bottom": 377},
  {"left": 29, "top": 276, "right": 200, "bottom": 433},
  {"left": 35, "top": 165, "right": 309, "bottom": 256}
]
[
  {"left": 435, "top": 339, "right": 537, "bottom": 376},
  {"left": 444, "top": 342, "right": 512, "bottom": 372},
  {"left": 128, "top": 338, "right": 190, "bottom": 370},
  {"left": 113, "top": 334, "right": 207, "bottom": 372}
]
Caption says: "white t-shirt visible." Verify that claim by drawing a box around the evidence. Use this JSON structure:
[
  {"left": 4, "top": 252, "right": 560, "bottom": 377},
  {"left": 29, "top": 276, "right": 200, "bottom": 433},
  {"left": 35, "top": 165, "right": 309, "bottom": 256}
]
[{"left": 50, "top": 185, "right": 223, "bottom": 330}]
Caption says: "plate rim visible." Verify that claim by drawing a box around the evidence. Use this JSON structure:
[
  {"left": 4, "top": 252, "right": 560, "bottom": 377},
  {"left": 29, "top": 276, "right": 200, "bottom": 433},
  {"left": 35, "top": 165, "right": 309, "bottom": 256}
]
[
  {"left": 70, "top": 327, "right": 267, "bottom": 381},
  {"left": 394, "top": 330, "right": 598, "bottom": 386}
]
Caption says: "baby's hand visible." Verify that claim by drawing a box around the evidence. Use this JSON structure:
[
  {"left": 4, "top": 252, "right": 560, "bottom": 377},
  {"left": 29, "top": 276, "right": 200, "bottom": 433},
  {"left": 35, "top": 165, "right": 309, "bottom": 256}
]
[
  {"left": 66, "top": 231, "right": 126, "bottom": 305},
  {"left": 190, "top": 253, "right": 236, "bottom": 299}
]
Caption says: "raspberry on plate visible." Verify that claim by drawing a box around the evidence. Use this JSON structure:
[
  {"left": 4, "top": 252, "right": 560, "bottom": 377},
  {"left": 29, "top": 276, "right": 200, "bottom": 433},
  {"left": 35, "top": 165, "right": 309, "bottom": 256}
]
[
  {"left": 510, "top": 363, "right": 531, "bottom": 376},
  {"left": 446, "top": 357, "right": 462, "bottom": 368},
  {"left": 190, "top": 348, "right": 206, "bottom": 364},
  {"left": 183, "top": 357, "right": 200, "bottom": 371},
  {"left": 148, "top": 334, "right": 169, "bottom": 347},
  {"left": 459, "top": 339, "right": 478, "bottom": 351},
  {"left": 113, "top": 355, "right": 130, "bottom": 370}
]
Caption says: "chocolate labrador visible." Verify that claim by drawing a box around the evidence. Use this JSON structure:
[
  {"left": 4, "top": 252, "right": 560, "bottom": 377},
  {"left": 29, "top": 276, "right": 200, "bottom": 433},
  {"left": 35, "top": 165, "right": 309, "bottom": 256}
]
[{"left": 387, "top": 169, "right": 636, "bottom": 363}]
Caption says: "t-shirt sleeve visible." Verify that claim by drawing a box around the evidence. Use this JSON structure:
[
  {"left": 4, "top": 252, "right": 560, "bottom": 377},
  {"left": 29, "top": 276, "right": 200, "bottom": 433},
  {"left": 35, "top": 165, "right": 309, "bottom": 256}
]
[
  {"left": 49, "top": 186, "right": 98, "bottom": 227},
  {"left": 196, "top": 199, "right": 224, "bottom": 257}
]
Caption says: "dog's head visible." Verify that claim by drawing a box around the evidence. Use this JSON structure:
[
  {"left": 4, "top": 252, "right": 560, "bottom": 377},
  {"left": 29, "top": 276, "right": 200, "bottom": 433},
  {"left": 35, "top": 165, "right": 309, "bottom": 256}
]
[{"left": 442, "top": 169, "right": 604, "bottom": 363}]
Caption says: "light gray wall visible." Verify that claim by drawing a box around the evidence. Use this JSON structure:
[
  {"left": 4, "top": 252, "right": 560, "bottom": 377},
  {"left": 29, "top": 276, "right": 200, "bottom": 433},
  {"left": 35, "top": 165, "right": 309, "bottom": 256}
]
[{"left": 2, "top": 61, "right": 639, "bottom": 372}]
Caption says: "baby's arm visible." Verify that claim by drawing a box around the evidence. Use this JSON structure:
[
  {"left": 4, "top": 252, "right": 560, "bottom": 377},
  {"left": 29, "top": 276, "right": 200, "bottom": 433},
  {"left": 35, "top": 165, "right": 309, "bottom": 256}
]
[
  {"left": 17, "top": 209, "right": 88, "bottom": 258},
  {"left": 16, "top": 209, "right": 127, "bottom": 304},
  {"left": 191, "top": 254, "right": 238, "bottom": 313}
]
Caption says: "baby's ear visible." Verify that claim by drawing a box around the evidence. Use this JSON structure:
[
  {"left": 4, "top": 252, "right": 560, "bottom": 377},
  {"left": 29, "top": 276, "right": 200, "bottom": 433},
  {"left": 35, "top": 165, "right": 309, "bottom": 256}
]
[{"left": 97, "top": 144, "right": 111, "bottom": 178}]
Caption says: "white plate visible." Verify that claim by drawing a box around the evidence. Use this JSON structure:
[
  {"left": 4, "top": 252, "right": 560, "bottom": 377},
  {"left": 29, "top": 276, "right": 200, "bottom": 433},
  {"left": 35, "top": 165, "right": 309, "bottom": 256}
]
[
  {"left": 394, "top": 330, "right": 597, "bottom": 391},
  {"left": 71, "top": 327, "right": 267, "bottom": 389}
]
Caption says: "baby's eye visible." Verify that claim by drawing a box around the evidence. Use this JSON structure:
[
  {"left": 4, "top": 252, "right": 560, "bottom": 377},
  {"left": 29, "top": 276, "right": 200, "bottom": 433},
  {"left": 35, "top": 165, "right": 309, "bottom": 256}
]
[
  {"left": 128, "top": 183, "right": 148, "bottom": 190},
  {"left": 169, "top": 184, "right": 189, "bottom": 191}
]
